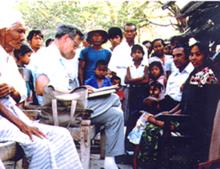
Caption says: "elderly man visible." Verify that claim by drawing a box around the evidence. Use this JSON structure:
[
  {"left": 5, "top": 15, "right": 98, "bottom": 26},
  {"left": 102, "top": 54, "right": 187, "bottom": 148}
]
[
  {"left": 36, "top": 25, "right": 124, "bottom": 169},
  {"left": 0, "top": 9, "right": 82, "bottom": 169}
]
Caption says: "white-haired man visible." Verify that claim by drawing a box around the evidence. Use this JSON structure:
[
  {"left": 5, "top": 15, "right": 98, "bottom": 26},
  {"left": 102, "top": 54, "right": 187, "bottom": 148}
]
[{"left": 0, "top": 9, "right": 83, "bottom": 169}]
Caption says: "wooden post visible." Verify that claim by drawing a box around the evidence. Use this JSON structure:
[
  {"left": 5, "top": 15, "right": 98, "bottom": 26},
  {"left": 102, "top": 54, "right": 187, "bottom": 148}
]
[{"left": 80, "top": 120, "right": 91, "bottom": 169}]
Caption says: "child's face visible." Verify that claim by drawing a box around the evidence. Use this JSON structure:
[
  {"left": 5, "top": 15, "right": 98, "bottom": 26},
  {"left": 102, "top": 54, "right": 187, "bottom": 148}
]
[
  {"left": 20, "top": 52, "right": 32, "bottom": 65},
  {"left": 153, "top": 40, "right": 164, "bottom": 56},
  {"left": 149, "top": 86, "right": 161, "bottom": 98},
  {"left": 95, "top": 65, "right": 107, "bottom": 79},
  {"left": 151, "top": 66, "right": 161, "bottom": 78},
  {"left": 112, "top": 79, "right": 120, "bottom": 86},
  {"left": 109, "top": 35, "right": 122, "bottom": 48},
  {"left": 132, "top": 49, "right": 143, "bottom": 61}
]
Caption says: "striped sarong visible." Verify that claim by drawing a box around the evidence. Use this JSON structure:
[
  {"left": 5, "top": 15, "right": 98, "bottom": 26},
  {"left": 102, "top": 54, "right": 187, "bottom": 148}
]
[{"left": 0, "top": 97, "right": 83, "bottom": 169}]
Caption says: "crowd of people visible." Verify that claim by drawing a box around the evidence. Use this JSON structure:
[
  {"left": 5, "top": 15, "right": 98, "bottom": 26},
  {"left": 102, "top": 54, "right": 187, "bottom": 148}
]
[{"left": 0, "top": 7, "right": 220, "bottom": 169}]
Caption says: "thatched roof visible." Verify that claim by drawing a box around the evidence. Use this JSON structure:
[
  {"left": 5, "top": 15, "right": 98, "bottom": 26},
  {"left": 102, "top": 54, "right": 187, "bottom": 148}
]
[{"left": 180, "top": 1, "right": 220, "bottom": 42}]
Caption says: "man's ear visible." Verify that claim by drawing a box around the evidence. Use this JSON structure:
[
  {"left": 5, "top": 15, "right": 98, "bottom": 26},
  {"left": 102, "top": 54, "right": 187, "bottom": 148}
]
[
  {"left": 62, "top": 34, "right": 70, "bottom": 42},
  {"left": 134, "top": 31, "right": 137, "bottom": 37}
]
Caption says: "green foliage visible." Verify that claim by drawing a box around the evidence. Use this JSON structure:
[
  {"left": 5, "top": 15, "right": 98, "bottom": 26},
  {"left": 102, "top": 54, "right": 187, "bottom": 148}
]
[{"left": 16, "top": 0, "right": 178, "bottom": 40}]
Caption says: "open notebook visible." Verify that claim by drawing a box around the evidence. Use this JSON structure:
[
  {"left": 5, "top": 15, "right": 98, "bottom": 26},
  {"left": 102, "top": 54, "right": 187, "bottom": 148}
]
[
  {"left": 88, "top": 85, "right": 118, "bottom": 99},
  {"left": 48, "top": 85, "right": 118, "bottom": 100}
]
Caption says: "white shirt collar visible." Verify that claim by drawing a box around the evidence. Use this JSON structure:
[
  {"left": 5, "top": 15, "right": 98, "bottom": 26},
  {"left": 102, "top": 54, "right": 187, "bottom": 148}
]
[{"left": 174, "top": 62, "right": 194, "bottom": 75}]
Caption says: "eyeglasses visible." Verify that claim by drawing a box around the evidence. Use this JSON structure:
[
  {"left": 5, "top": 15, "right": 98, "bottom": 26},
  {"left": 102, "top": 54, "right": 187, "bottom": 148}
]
[{"left": 68, "top": 35, "right": 80, "bottom": 49}]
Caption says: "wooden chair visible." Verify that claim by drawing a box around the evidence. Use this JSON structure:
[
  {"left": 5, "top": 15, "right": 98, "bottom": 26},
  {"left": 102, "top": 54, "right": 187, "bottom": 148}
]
[
  {"left": 19, "top": 67, "right": 105, "bottom": 169},
  {"left": 156, "top": 85, "right": 220, "bottom": 169},
  {"left": 156, "top": 114, "right": 193, "bottom": 169}
]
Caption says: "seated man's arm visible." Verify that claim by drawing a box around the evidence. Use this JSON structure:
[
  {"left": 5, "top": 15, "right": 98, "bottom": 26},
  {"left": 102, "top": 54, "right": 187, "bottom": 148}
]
[
  {"left": 78, "top": 60, "right": 86, "bottom": 86},
  {"left": 36, "top": 74, "right": 49, "bottom": 96},
  {"left": 0, "top": 83, "right": 21, "bottom": 103},
  {"left": 0, "top": 102, "right": 46, "bottom": 140}
]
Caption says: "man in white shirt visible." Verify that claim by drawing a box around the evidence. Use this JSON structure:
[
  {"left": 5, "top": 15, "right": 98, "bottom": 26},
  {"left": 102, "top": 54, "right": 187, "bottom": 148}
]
[
  {"left": 36, "top": 24, "right": 124, "bottom": 169},
  {"left": 109, "top": 23, "right": 148, "bottom": 126},
  {"left": 109, "top": 23, "right": 148, "bottom": 86},
  {"left": 146, "top": 44, "right": 194, "bottom": 112}
]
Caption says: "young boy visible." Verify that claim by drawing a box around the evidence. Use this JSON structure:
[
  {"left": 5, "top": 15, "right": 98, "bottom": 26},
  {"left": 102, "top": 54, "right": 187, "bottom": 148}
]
[
  {"left": 14, "top": 44, "right": 34, "bottom": 103},
  {"left": 79, "top": 29, "right": 111, "bottom": 85},
  {"left": 107, "top": 27, "right": 123, "bottom": 51},
  {"left": 111, "top": 75, "right": 125, "bottom": 102},
  {"left": 14, "top": 44, "right": 33, "bottom": 67},
  {"left": 85, "top": 60, "right": 112, "bottom": 88}
]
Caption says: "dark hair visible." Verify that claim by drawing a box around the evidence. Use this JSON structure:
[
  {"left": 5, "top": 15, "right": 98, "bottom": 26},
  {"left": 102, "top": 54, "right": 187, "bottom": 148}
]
[
  {"left": 55, "top": 24, "right": 84, "bottom": 40},
  {"left": 152, "top": 38, "right": 165, "bottom": 47},
  {"left": 14, "top": 44, "right": 32, "bottom": 60},
  {"left": 95, "top": 60, "right": 108, "bottom": 69},
  {"left": 111, "top": 75, "right": 121, "bottom": 84},
  {"left": 149, "top": 81, "right": 163, "bottom": 91},
  {"left": 45, "top": 38, "right": 54, "bottom": 47},
  {"left": 173, "top": 44, "right": 190, "bottom": 59},
  {"left": 170, "top": 35, "right": 187, "bottom": 47},
  {"left": 124, "top": 23, "right": 137, "bottom": 31},
  {"left": 131, "top": 44, "right": 145, "bottom": 55},
  {"left": 27, "top": 30, "right": 44, "bottom": 41},
  {"left": 149, "top": 61, "right": 164, "bottom": 79},
  {"left": 142, "top": 40, "right": 151, "bottom": 46},
  {"left": 189, "top": 42, "right": 210, "bottom": 58},
  {"left": 108, "top": 27, "right": 123, "bottom": 39}
]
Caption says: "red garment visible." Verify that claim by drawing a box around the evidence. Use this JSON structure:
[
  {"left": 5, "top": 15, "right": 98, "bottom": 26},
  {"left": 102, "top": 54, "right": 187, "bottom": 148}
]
[{"left": 116, "top": 89, "right": 125, "bottom": 101}]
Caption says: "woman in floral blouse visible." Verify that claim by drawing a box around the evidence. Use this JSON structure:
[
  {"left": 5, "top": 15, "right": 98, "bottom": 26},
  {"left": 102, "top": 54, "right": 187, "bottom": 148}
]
[
  {"left": 181, "top": 41, "right": 220, "bottom": 166},
  {"left": 188, "top": 42, "right": 218, "bottom": 86}
]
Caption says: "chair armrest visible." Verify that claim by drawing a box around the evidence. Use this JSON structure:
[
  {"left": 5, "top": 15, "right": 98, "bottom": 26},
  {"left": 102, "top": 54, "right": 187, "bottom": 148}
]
[{"left": 156, "top": 114, "right": 189, "bottom": 123}]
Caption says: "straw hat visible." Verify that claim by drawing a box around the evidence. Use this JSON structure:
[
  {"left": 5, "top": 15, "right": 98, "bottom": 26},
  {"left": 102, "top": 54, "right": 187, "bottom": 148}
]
[{"left": 87, "top": 29, "right": 108, "bottom": 44}]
